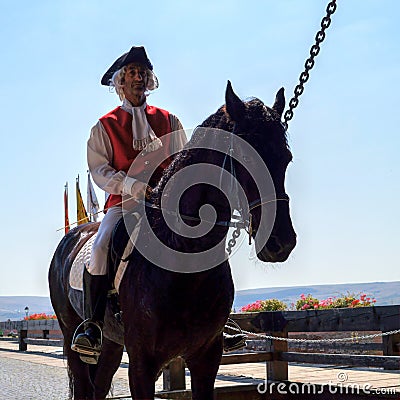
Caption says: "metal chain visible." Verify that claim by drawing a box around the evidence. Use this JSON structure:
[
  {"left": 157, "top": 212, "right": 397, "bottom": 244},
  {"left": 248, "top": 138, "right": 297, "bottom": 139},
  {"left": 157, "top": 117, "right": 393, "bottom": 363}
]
[
  {"left": 226, "top": 227, "right": 242, "bottom": 255},
  {"left": 94, "top": 327, "right": 400, "bottom": 400},
  {"left": 283, "top": 0, "right": 338, "bottom": 130},
  {"left": 226, "top": 325, "right": 400, "bottom": 344}
]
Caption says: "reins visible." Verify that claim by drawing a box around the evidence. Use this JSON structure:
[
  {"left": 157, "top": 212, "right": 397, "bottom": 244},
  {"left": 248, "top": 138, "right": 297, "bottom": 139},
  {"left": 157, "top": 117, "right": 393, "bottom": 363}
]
[
  {"left": 59, "top": 195, "right": 289, "bottom": 256},
  {"left": 140, "top": 196, "right": 289, "bottom": 255},
  {"left": 59, "top": 163, "right": 290, "bottom": 256}
]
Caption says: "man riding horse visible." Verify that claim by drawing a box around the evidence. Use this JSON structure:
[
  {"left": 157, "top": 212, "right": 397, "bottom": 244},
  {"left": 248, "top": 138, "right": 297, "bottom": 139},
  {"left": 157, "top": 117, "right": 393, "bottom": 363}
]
[{"left": 71, "top": 45, "right": 246, "bottom": 361}]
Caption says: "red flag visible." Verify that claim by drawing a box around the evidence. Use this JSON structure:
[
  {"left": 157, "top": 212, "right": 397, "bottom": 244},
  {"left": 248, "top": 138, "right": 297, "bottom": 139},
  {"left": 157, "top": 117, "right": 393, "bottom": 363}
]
[{"left": 64, "top": 182, "right": 70, "bottom": 234}]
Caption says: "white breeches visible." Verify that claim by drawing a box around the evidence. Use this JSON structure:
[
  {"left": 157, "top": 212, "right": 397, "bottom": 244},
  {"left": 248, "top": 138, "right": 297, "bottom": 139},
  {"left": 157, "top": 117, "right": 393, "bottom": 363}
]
[{"left": 86, "top": 206, "right": 123, "bottom": 276}]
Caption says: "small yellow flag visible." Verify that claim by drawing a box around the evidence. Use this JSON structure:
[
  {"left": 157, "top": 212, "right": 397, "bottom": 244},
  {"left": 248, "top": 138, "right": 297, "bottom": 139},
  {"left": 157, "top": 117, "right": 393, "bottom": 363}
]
[{"left": 76, "top": 175, "right": 89, "bottom": 225}]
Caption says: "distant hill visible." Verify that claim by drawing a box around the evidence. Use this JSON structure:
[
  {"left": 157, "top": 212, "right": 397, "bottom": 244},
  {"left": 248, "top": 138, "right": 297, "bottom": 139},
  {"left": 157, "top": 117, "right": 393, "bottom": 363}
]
[
  {"left": 233, "top": 281, "right": 400, "bottom": 311},
  {"left": 1, "top": 281, "right": 399, "bottom": 320},
  {"left": 0, "top": 296, "right": 53, "bottom": 320}
]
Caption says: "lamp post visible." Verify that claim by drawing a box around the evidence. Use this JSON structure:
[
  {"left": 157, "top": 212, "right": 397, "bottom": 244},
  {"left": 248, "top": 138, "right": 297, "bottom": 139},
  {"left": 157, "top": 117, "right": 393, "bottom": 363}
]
[{"left": 24, "top": 306, "right": 29, "bottom": 319}]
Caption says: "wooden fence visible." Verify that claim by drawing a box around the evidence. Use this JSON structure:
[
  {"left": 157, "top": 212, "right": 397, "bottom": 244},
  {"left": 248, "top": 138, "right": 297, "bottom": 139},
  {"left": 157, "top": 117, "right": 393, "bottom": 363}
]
[
  {"left": 231, "top": 304, "right": 400, "bottom": 376},
  {"left": 1, "top": 305, "right": 399, "bottom": 399},
  {"left": 158, "top": 305, "right": 400, "bottom": 399},
  {"left": 0, "top": 319, "right": 62, "bottom": 349}
]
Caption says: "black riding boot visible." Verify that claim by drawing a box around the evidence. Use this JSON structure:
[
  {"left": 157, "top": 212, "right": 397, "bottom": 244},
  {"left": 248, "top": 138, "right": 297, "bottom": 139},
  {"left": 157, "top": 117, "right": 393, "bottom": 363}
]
[
  {"left": 71, "top": 268, "right": 108, "bottom": 364},
  {"left": 223, "top": 333, "right": 247, "bottom": 352}
]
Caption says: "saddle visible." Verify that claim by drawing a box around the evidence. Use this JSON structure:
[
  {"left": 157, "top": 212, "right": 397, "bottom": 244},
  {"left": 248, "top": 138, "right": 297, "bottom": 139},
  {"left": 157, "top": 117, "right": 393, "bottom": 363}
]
[
  {"left": 69, "top": 211, "right": 142, "bottom": 293},
  {"left": 68, "top": 212, "right": 142, "bottom": 346}
]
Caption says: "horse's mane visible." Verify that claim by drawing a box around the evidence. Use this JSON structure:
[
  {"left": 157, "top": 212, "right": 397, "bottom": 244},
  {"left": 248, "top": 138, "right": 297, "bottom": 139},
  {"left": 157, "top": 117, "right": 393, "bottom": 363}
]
[
  {"left": 198, "top": 98, "right": 288, "bottom": 147},
  {"left": 152, "top": 97, "right": 287, "bottom": 206}
]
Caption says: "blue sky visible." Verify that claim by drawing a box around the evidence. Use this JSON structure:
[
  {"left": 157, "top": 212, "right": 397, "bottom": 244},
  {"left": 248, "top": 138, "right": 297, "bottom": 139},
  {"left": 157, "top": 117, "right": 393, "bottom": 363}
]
[{"left": 0, "top": 0, "right": 399, "bottom": 296}]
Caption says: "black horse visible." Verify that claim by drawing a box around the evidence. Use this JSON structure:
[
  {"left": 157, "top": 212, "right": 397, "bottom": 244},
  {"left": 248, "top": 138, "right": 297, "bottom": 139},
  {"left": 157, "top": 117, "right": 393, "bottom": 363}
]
[{"left": 49, "top": 82, "right": 296, "bottom": 400}]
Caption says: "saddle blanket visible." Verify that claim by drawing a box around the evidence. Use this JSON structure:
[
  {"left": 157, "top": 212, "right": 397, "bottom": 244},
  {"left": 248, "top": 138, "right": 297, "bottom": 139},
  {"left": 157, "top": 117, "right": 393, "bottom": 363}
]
[{"left": 69, "top": 214, "right": 142, "bottom": 292}]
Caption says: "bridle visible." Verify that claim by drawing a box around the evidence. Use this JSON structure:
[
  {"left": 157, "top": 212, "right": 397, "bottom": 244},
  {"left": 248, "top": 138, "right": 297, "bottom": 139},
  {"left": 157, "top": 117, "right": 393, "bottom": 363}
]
[
  {"left": 246, "top": 194, "right": 290, "bottom": 245},
  {"left": 219, "top": 123, "right": 290, "bottom": 250}
]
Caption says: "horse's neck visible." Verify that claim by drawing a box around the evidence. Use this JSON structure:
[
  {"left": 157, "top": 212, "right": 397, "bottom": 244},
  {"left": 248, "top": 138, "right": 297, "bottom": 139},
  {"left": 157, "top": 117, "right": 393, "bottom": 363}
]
[
  {"left": 149, "top": 185, "right": 230, "bottom": 255},
  {"left": 150, "top": 138, "right": 234, "bottom": 255}
]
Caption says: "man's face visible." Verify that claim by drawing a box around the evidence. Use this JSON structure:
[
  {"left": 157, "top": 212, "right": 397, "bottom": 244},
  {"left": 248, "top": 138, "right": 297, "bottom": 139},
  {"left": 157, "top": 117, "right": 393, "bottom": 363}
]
[{"left": 122, "top": 62, "right": 149, "bottom": 101}]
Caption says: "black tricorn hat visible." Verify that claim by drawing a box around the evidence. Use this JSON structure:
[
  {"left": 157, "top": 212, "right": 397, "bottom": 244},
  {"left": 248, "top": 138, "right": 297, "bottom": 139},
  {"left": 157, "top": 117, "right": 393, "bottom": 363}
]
[{"left": 101, "top": 46, "right": 153, "bottom": 86}]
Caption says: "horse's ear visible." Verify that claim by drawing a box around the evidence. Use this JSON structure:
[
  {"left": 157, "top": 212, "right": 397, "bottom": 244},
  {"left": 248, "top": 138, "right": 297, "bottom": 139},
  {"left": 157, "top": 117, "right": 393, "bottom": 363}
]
[
  {"left": 225, "top": 80, "right": 245, "bottom": 122},
  {"left": 272, "top": 87, "right": 285, "bottom": 117}
]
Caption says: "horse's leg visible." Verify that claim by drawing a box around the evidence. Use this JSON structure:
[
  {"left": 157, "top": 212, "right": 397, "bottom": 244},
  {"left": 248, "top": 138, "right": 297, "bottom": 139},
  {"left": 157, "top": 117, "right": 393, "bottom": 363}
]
[
  {"left": 92, "top": 338, "right": 124, "bottom": 399},
  {"left": 51, "top": 286, "right": 94, "bottom": 398},
  {"left": 185, "top": 335, "right": 223, "bottom": 400},
  {"left": 126, "top": 350, "right": 159, "bottom": 400},
  {"left": 59, "top": 319, "right": 95, "bottom": 400}
]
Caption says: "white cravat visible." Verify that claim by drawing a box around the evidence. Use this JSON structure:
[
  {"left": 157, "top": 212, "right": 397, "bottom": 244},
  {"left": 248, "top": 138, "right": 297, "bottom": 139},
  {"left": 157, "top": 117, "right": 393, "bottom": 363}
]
[{"left": 121, "top": 99, "right": 163, "bottom": 152}]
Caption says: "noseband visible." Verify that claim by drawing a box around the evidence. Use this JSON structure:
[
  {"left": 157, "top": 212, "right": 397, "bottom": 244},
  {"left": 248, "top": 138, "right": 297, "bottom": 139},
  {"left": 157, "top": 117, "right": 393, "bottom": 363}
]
[{"left": 246, "top": 194, "right": 290, "bottom": 245}]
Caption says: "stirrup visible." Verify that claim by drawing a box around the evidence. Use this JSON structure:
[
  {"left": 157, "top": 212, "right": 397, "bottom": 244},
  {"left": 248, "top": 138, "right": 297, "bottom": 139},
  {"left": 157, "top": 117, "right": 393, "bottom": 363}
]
[
  {"left": 223, "top": 334, "right": 247, "bottom": 352},
  {"left": 223, "top": 318, "right": 247, "bottom": 352},
  {"left": 71, "top": 319, "right": 103, "bottom": 361}
]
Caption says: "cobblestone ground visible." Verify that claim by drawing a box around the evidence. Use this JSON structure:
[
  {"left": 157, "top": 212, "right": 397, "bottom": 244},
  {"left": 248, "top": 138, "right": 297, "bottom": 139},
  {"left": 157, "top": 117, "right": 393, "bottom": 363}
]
[
  {"left": 0, "top": 356, "right": 70, "bottom": 400},
  {"left": 0, "top": 352, "right": 131, "bottom": 400},
  {"left": 2, "top": 339, "right": 398, "bottom": 398}
]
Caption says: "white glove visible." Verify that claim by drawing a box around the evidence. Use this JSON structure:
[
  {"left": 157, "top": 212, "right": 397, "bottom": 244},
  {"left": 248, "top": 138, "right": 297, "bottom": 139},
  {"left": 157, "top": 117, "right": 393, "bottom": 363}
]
[{"left": 130, "top": 180, "right": 148, "bottom": 200}]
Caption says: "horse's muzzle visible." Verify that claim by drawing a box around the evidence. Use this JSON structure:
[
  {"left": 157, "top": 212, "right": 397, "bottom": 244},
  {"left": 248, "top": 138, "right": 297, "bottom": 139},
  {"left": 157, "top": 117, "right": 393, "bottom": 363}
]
[{"left": 256, "top": 234, "right": 296, "bottom": 263}]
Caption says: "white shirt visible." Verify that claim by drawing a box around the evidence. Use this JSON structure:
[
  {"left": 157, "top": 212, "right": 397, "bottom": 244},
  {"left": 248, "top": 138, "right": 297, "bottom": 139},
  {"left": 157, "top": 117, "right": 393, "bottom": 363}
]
[{"left": 87, "top": 101, "right": 187, "bottom": 198}]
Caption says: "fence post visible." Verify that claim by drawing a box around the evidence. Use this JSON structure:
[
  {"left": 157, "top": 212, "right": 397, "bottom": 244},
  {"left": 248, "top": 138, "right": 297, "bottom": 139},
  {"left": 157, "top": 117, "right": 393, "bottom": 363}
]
[
  {"left": 267, "top": 329, "right": 288, "bottom": 381},
  {"left": 382, "top": 332, "right": 400, "bottom": 370},
  {"left": 18, "top": 329, "right": 27, "bottom": 351},
  {"left": 163, "top": 357, "right": 186, "bottom": 391}
]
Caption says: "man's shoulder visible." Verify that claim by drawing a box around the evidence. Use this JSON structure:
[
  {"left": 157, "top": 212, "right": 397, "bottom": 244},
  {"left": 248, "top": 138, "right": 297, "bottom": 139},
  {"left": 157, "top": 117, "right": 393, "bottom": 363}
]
[
  {"left": 146, "top": 105, "right": 170, "bottom": 117},
  {"left": 100, "top": 106, "right": 125, "bottom": 121}
]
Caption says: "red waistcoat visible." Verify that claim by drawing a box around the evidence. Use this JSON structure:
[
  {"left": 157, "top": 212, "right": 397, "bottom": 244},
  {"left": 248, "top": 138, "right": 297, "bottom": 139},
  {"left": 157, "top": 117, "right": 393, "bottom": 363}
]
[{"left": 100, "top": 105, "right": 172, "bottom": 209}]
